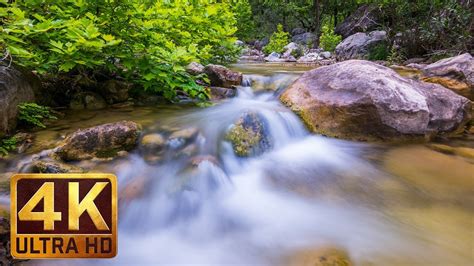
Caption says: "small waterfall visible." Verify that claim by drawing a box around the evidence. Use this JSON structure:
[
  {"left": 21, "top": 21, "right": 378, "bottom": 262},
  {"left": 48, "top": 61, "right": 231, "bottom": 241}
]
[
  {"left": 102, "top": 77, "right": 405, "bottom": 265},
  {"left": 44, "top": 65, "right": 472, "bottom": 266}
]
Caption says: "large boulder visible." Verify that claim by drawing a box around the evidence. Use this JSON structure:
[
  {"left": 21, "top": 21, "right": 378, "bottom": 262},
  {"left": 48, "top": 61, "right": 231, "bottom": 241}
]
[
  {"left": 292, "top": 32, "right": 317, "bottom": 46},
  {"left": 0, "top": 66, "right": 37, "bottom": 137},
  {"left": 335, "top": 4, "right": 381, "bottom": 39},
  {"left": 55, "top": 121, "right": 141, "bottom": 160},
  {"left": 291, "top": 28, "right": 306, "bottom": 36},
  {"left": 335, "top": 31, "right": 387, "bottom": 61},
  {"left": 204, "top": 64, "right": 242, "bottom": 88},
  {"left": 280, "top": 60, "right": 471, "bottom": 141},
  {"left": 421, "top": 53, "right": 474, "bottom": 100}
]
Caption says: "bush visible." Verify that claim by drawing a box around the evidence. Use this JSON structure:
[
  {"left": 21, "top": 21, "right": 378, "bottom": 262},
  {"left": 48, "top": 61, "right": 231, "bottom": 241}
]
[
  {"left": 368, "top": 43, "right": 390, "bottom": 61},
  {"left": 18, "top": 103, "right": 57, "bottom": 128},
  {"left": 0, "top": 136, "right": 16, "bottom": 157},
  {"left": 319, "top": 25, "right": 342, "bottom": 52},
  {"left": 0, "top": 0, "right": 240, "bottom": 101},
  {"left": 263, "top": 24, "right": 289, "bottom": 54}
]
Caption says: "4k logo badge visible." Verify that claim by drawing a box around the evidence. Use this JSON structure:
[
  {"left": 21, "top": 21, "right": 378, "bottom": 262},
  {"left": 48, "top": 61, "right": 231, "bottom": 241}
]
[{"left": 10, "top": 173, "right": 117, "bottom": 259}]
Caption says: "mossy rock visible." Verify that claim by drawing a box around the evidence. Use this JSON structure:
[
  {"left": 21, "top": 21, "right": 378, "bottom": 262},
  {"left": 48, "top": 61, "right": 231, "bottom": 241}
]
[
  {"left": 225, "top": 113, "right": 272, "bottom": 157},
  {"left": 30, "top": 160, "right": 85, "bottom": 173}
]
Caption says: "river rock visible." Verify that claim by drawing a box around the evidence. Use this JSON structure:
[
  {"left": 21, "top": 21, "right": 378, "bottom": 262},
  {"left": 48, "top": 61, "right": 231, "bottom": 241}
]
[
  {"left": 335, "top": 30, "right": 387, "bottom": 61},
  {"left": 320, "top": 51, "right": 332, "bottom": 59},
  {"left": 0, "top": 217, "right": 13, "bottom": 265},
  {"left": 421, "top": 53, "right": 474, "bottom": 100},
  {"left": 55, "top": 121, "right": 141, "bottom": 160},
  {"left": 209, "top": 87, "right": 236, "bottom": 100},
  {"left": 292, "top": 32, "right": 317, "bottom": 46},
  {"left": 291, "top": 28, "right": 306, "bottom": 36},
  {"left": 29, "top": 160, "right": 85, "bottom": 173},
  {"left": 167, "top": 127, "right": 199, "bottom": 150},
  {"left": 225, "top": 113, "right": 272, "bottom": 157},
  {"left": 282, "top": 42, "right": 301, "bottom": 58},
  {"left": 100, "top": 80, "right": 130, "bottom": 104},
  {"left": 140, "top": 133, "right": 166, "bottom": 155},
  {"left": 297, "top": 52, "right": 323, "bottom": 63},
  {"left": 204, "top": 64, "right": 242, "bottom": 88},
  {"left": 186, "top": 62, "right": 205, "bottom": 75},
  {"left": 69, "top": 91, "right": 107, "bottom": 110},
  {"left": 280, "top": 60, "right": 472, "bottom": 141},
  {"left": 254, "top": 37, "right": 269, "bottom": 50},
  {"left": 235, "top": 40, "right": 245, "bottom": 46},
  {"left": 265, "top": 52, "right": 281, "bottom": 62},
  {"left": 240, "top": 48, "right": 265, "bottom": 61},
  {"left": 0, "top": 66, "right": 37, "bottom": 137},
  {"left": 335, "top": 4, "right": 381, "bottom": 39}
]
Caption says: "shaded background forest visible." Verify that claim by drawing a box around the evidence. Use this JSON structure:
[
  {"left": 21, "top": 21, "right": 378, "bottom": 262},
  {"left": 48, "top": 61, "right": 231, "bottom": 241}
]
[{"left": 237, "top": 0, "right": 473, "bottom": 59}]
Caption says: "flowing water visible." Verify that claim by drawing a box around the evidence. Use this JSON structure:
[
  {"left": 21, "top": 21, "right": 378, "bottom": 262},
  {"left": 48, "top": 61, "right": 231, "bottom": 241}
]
[{"left": 2, "top": 63, "right": 473, "bottom": 265}]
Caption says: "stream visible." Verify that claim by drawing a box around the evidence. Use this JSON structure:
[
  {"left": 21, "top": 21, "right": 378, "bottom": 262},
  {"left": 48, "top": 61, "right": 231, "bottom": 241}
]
[{"left": 1, "top": 63, "right": 473, "bottom": 265}]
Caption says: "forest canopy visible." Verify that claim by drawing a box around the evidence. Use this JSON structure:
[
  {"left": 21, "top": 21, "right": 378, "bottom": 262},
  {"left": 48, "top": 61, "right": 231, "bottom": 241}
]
[
  {"left": 0, "top": 0, "right": 242, "bottom": 101},
  {"left": 0, "top": 0, "right": 472, "bottom": 102}
]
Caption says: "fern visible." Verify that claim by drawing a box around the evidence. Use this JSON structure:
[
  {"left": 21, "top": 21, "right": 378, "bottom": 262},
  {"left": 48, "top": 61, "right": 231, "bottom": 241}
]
[{"left": 18, "top": 103, "right": 57, "bottom": 128}]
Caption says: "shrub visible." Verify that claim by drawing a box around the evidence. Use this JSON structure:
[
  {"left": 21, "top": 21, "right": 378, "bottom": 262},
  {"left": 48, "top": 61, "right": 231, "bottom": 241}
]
[
  {"left": 319, "top": 25, "right": 342, "bottom": 52},
  {"left": 18, "top": 103, "right": 57, "bottom": 128},
  {"left": 263, "top": 24, "right": 289, "bottom": 54},
  {"left": 0, "top": 0, "right": 240, "bottom": 101},
  {"left": 368, "top": 43, "right": 390, "bottom": 61},
  {"left": 0, "top": 136, "right": 16, "bottom": 157}
]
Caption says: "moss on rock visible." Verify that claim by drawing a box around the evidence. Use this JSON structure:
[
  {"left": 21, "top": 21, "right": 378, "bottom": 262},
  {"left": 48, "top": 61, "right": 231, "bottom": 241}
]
[{"left": 225, "top": 113, "right": 271, "bottom": 157}]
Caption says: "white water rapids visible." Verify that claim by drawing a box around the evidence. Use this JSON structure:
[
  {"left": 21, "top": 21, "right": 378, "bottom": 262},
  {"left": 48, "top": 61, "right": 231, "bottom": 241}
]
[{"left": 36, "top": 66, "right": 472, "bottom": 265}]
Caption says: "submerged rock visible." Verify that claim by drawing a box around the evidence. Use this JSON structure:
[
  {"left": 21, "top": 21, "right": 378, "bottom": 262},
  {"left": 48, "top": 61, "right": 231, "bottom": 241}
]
[
  {"left": 204, "top": 64, "right": 242, "bottom": 88},
  {"left": 140, "top": 133, "right": 166, "bottom": 154},
  {"left": 335, "top": 31, "right": 387, "bottom": 61},
  {"left": 285, "top": 246, "right": 352, "bottom": 266},
  {"left": 209, "top": 87, "right": 236, "bottom": 100},
  {"left": 280, "top": 60, "right": 471, "bottom": 141},
  {"left": 421, "top": 53, "right": 474, "bottom": 100},
  {"left": 55, "top": 121, "right": 141, "bottom": 161},
  {"left": 225, "top": 113, "right": 271, "bottom": 157},
  {"left": 0, "top": 66, "right": 37, "bottom": 137},
  {"left": 167, "top": 127, "right": 199, "bottom": 150}
]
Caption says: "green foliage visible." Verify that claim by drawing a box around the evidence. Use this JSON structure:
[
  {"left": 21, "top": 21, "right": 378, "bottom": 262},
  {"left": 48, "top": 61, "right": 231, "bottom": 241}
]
[
  {"left": 319, "top": 25, "right": 341, "bottom": 52},
  {"left": 232, "top": 0, "right": 256, "bottom": 42},
  {"left": 387, "top": 46, "right": 405, "bottom": 64},
  {"left": 0, "top": 136, "right": 16, "bottom": 156},
  {"left": 368, "top": 43, "right": 389, "bottom": 61},
  {"left": 0, "top": 0, "right": 240, "bottom": 101},
  {"left": 18, "top": 103, "right": 57, "bottom": 128},
  {"left": 263, "top": 24, "right": 289, "bottom": 54}
]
